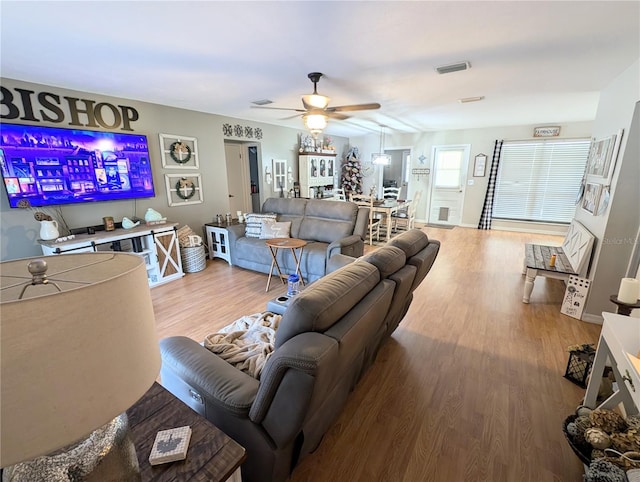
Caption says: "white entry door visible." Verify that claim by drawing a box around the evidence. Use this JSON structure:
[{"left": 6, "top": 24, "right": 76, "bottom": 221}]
[
  {"left": 428, "top": 145, "right": 470, "bottom": 225},
  {"left": 225, "top": 143, "right": 250, "bottom": 214}
]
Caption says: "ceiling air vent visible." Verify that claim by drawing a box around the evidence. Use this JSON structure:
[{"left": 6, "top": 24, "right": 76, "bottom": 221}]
[
  {"left": 458, "top": 96, "right": 485, "bottom": 103},
  {"left": 435, "top": 61, "right": 471, "bottom": 75},
  {"left": 251, "top": 99, "right": 273, "bottom": 106}
]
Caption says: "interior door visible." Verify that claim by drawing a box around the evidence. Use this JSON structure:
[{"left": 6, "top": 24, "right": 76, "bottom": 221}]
[
  {"left": 225, "top": 142, "right": 250, "bottom": 214},
  {"left": 428, "top": 145, "right": 470, "bottom": 225}
]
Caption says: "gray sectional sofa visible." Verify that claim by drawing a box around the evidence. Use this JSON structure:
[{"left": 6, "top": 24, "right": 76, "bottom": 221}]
[
  {"left": 226, "top": 198, "right": 369, "bottom": 282},
  {"left": 159, "top": 229, "right": 440, "bottom": 482}
]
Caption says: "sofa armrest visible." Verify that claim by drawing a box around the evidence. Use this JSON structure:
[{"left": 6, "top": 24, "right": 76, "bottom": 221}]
[
  {"left": 225, "top": 223, "right": 246, "bottom": 243},
  {"left": 353, "top": 206, "right": 370, "bottom": 240},
  {"left": 250, "top": 332, "right": 339, "bottom": 423},
  {"left": 327, "top": 234, "right": 364, "bottom": 259},
  {"left": 160, "top": 336, "right": 259, "bottom": 416},
  {"left": 225, "top": 224, "right": 247, "bottom": 265}
]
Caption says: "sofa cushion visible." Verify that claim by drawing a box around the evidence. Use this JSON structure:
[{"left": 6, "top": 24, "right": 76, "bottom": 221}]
[
  {"left": 245, "top": 213, "right": 277, "bottom": 238},
  {"left": 298, "top": 200, "right": 358, "bottom": 244},
  {"left": 359, "top": 246, "right": 406, "bottom": 279},
  {"left": 259, "top": 220, "right": 291, "bottom": 239},
  {"left": 262, "top": 198, "right": 307, "bottom": 238},
  {"left": 275, "top": 262, "right": 380, "bottom": 348}
]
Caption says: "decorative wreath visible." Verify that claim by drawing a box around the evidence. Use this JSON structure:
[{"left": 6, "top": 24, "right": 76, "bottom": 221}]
[
  {"left": 169, "top": 141, "right": 192, "bottom": 164},
  {"left": 175, "top": 178, "right": 196, "bottom": 200}
]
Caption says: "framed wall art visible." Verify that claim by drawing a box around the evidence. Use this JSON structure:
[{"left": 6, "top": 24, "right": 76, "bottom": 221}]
[
  {"left": 581, "top": 182, "right": 602, "bottom": 215},
  {"left": 159, "top": 134, "right": 199, "bottom": 169},
  {"left": 585, "top": 129, "right": 623, "bottom": 185},
  {"left": 165, "top": 174, "right": 203, "bottom": 206},
  {"left": 473, "top": 153, "right": 487, "bottom": 177}
]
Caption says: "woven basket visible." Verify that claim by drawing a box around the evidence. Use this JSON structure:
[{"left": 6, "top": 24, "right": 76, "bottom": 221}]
[
  {"left": 563, "top": 414, "right": 592, "bottom": 465},
  {"left": 181, "top": 245, "right": 206, "bottom": 273}
]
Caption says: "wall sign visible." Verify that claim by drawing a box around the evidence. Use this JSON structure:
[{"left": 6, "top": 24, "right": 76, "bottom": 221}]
[
  {"left": 1, "top": 86, "right": 140, "bottom": 131},
  {"left": 533, "top": 126, "right": 561, "bottom": 137},
  {"left": 473, "top": 154, "right": 487, "bottom": 177}
]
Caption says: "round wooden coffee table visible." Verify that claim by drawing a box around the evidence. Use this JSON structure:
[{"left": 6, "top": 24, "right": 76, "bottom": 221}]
[{"left": 265, "top": 238, "right": 307, "bottom": 292}]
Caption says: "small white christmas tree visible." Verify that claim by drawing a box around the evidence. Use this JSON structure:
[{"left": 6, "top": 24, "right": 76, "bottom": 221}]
[{"left": 341, "top": 147, "right": 363, "bottom": 196}]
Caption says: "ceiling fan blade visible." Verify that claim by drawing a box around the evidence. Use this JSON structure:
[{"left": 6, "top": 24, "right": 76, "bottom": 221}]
[
  {"left": 326, "top": 112, "right": 350, "bottom": 120},
  {"left": 327, "top": 103, "right": 381, "bottom": 113},
  {"left": 250, "top": 106, "right": 306, "bottom": 112}
]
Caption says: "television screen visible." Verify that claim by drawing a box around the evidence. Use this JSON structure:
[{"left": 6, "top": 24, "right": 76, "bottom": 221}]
[{"left": 0, "top": 123, "right": 155, "bottom": 207}]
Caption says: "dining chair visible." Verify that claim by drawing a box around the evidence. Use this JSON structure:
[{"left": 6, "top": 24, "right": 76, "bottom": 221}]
[
  {"left": 349, "top": 194, "right": 381, "bottom": 245},
  {"left": 393, "top": 190, "right": 421, "bottom": 231},
  {"left": 333, "top": 188, "right": 346, "bottom": 201},
  {"left": 382, "top": 187, "right": 400, "bottom": 200}
]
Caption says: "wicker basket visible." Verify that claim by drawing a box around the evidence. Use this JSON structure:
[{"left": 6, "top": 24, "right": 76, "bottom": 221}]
[
  {"left": 563, "top": 414, "right": 592, "bottom": 465},
  {"left": 181, "top": 245, "right": 206, "bottom": 273}
]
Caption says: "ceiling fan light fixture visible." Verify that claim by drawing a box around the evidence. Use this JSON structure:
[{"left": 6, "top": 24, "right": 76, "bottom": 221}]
[
  {"left": 303, "top": 113, "right": 328, "bottom": 137},
  {"left": 435, "top": 61, "right": 471, "bottom": 74},
  {"left": 302, "top": 94, "right": 330, "bottom": 109}
]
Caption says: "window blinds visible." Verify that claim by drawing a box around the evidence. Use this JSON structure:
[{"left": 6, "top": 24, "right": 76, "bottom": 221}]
[{"left": 492, "top": 138, "right": 590, "bottom": 224}]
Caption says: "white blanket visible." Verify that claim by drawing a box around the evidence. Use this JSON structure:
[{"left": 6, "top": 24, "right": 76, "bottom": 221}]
[{"left": 204, "top": 311, "right": 281, "bottom": 379}]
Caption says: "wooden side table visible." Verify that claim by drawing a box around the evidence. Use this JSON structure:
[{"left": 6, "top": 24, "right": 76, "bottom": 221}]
[
  {"left": 127, "top": 382, "right": 245, "bottom": 481},
  {"left": 265, "top": 238, "right": 307, "bottom": 292}
]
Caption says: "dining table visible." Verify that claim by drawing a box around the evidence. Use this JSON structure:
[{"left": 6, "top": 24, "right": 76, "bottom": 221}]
[{"left": 371, "top": 199, "right": 412, "bottom": 241}]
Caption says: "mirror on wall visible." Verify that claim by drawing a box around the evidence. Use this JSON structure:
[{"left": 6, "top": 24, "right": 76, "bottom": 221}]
[
  {"left": 273, "top": 159, "right": 287, "bottom": 197},
  {"left": 383, "top": 149, "right": 411, "bottom": 198}
]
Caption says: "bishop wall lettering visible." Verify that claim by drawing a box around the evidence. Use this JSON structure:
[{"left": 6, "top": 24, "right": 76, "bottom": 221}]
[{"left": 0, "top": 86, "right": 140, "bottom": 131}]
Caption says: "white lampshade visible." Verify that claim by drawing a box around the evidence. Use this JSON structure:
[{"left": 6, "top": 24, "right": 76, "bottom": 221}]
[
  {"left": 302, "top": 93, "right": 330, "bottom": 109},
  {"left": 303, "top": 113, "right": 328, "bottom": 137},
  {"left": 0, "top": 252, "right": 161, "bottom": 467}
]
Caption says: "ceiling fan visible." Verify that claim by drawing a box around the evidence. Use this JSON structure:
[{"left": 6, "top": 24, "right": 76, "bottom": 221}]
[{"left": 251, "top": 72, "right": 381, "bottom": 134}]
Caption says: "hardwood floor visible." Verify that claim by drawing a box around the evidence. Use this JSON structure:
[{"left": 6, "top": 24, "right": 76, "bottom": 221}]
[{"left": 150, "top": 226, "right": 602, "bottom": 482}]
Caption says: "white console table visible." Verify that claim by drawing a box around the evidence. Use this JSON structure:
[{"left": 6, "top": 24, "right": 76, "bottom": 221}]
[
  {"left": 38, "top": 222, "right": 184, "bottom": 288},
  {"left": 583, "top": 312, "right": 640, "bottom": 415}
]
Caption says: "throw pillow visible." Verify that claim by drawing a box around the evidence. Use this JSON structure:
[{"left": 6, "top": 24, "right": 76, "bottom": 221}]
[
  {"left": 259, "top": 220, "right": 292, "bottom": 239},
  {"left": 245, "top": 213, "right": 277, "bottom": 238}
]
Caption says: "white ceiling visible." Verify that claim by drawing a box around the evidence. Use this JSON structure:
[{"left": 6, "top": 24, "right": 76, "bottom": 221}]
[{"left": 1, "top": 1, "right": 639, "bottom": 138}]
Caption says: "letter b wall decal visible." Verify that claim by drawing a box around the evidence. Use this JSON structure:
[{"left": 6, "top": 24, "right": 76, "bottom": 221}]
[{"left": 1, "top": 86, "right": 140, "bottom": 131}]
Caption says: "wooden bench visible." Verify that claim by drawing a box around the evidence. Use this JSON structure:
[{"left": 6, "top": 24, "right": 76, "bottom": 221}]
[{"left": 522, "top": 220, "right": 595, "bottom": 303}]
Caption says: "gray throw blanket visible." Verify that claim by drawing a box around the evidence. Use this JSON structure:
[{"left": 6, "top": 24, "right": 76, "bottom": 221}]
[{"left": 204, "top": 311, "right": 281, "bottom": 379}]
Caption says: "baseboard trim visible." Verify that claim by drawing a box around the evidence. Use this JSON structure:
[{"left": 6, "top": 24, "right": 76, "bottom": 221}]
[
  {"left": 581, "top": 312, "right": 604, "bottom": 325},
  {"left": 490, "top": 225, "right": 568, "bottom": 236},
  {"left": 449, "top": 223, "right": 567, "bottom": 236}
]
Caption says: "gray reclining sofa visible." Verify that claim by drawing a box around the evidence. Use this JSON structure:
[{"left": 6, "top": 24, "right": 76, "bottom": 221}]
[
  {"left": 226, "top": 198, "right": 369, "bottom": 282},
  {"left": 160, "top": 229, "right": 440, "bottom": 482}
]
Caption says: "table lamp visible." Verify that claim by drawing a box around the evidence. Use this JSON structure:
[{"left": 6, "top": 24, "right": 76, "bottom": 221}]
[{"left": 1, "top": 252, "right": 161, "bottom": 480}]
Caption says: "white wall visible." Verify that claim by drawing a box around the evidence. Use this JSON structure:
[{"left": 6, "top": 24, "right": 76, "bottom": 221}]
[
  {"left": 351, "top": 121, "right": 593, "bottom": 231},
  {"left": 575, "top": 60, "right": 640, "bottom": 321},
  {"left": 0, "top": 78, "right": 349, "bottom": 261}
]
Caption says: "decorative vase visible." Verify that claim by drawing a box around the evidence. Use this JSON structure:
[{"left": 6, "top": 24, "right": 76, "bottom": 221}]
[{"left": 39, "top": 220, "right": 59, "bottom": 240}]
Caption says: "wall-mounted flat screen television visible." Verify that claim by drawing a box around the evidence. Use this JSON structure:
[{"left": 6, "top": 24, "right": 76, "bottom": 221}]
[{"left": 0, "top": 123, "right": 155, "bottom": 207}]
